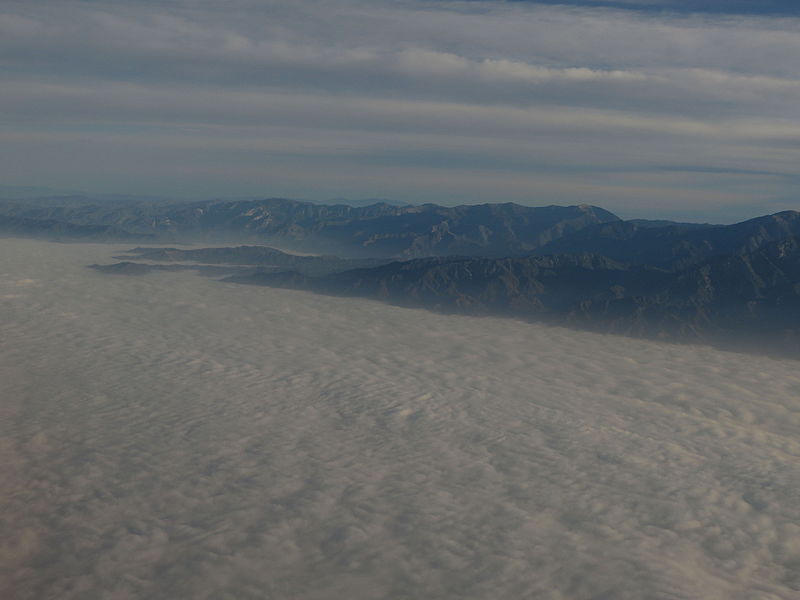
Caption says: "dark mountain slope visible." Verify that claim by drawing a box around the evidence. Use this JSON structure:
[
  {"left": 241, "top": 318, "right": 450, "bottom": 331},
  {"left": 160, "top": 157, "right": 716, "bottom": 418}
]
[
  {"left": 227, "top": 236, "right": 800, "bottom": 354},
  {"left": 536, "top": 211, "right": 800, "bottom": 270},
  {"left": 226, "top": 253, "right": 669, "bottom": 321}
]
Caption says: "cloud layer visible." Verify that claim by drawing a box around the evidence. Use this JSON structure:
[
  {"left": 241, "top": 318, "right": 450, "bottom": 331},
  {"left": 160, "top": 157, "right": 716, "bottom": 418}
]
[
  {"left": 2, "top": 0, "right": 800, "bottom": 219},
  {"left": 2, "top": 238, "right": 800, "bottom": 598}
]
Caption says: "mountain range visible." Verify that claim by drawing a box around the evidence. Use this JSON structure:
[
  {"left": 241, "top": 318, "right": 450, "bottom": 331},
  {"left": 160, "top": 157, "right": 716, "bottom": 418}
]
[
  {"left": 0, "top": 196, "right": 618, "bottom": 257},
  {"left": 228, "top": 227, "right": 800, "bottom": 354},
  {"left": 4, "top": 194, "right": 800, "bottom": 354}
]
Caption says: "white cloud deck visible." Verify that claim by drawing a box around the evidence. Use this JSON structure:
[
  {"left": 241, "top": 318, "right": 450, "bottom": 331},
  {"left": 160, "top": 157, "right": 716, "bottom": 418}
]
[{"left": 2, "top": 239, "right": 799, "bottom": 599}]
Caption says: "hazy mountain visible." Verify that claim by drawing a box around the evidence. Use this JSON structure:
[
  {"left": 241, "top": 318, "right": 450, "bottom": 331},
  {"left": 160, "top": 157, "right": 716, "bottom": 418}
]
[
  {"left": 119, "top": 246, "right": 392, "bottom": 276},
  {"left": 626, "top": 218, "right": 715, "bottom": 229},
  {"left": 89, "top": 261, "right": 254, "bottom": 277},
  {"left": 324, "top": 197, "right": 413, "bottom": 208},
  {"left": 0, "top": 213, "right": 154, "bottom": 241},
  {"left": 0, "top": 197, "right": 620, "bottom": 257}
]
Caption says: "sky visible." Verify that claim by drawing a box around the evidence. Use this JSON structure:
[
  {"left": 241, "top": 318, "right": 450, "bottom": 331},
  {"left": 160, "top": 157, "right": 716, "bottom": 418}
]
[
  {"left": 508, "top": 1, "right": 800, "bottom": 15},
  {"left": 3, "top": 238, "right": 800, "bottom": 598},
  {"left": 2, "top": 0, "right": 800, "bottom": 221}
]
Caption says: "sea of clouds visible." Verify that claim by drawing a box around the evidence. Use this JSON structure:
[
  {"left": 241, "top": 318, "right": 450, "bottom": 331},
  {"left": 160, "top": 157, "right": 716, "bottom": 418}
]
[{"left": 1, "top": 238, "right": 800, "bottom": 599}]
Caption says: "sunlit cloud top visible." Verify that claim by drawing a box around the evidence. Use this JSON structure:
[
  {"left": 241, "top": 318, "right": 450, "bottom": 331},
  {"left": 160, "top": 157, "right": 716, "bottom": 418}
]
[{"left": 2, "top": 0, "right": 800, "bottom": 221}]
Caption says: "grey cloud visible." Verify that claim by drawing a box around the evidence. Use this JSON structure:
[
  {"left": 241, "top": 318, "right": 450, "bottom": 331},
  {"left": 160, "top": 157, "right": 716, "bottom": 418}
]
[
  {"left": 4, "top": 1, "right": 800, "bottom": 94},
  {"left": 2, "top": 0, "right": 800, "bottom": 218},
  {"left": 6, "top": 78, "right": 800, "bottom": 145}
]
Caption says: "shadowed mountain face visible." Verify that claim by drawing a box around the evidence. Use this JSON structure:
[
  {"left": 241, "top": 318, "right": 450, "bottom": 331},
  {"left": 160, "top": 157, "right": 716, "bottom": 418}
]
[
  {"left": 0, "top": 197, "right": 619, "bottom": 258},
  {"left": 225, "top": 213, "right": 800, "bottom": 355},
  {"left": 535, "top": 211, "right": 800, "bottom": 269}
]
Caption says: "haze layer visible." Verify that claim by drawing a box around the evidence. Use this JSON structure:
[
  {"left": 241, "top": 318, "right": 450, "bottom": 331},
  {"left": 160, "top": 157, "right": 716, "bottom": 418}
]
[{"left": 1, "top": 239, "right": 799, "bottom": 599}]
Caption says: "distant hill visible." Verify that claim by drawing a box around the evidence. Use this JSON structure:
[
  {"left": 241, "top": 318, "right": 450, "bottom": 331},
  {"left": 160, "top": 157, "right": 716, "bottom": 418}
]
[
  {"left": 626, "top": 218, "right": 714, "bottom": 229},
  {"left": 119, "top": 246, "right": 391, "bottom": 276},
  {"left": 0, "top": 197, "right": 620, "bottom": 257},
  {"left": 0, "top": 213, "right": 153, "bottom": 241}
]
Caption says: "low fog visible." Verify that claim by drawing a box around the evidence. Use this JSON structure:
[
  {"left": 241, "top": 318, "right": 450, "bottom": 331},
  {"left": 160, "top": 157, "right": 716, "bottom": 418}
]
[{"left": 2, "top": 238, "right": 800, "bottom": 599}]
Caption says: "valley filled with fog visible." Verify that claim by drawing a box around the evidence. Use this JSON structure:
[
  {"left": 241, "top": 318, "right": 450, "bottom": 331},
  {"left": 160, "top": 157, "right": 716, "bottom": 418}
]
[{"left": 2, "top": 238, "right": 800, "bottom": 599}]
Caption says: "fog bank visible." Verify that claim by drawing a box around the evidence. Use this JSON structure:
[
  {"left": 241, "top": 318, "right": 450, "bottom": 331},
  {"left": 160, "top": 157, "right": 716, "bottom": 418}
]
[{"left": 2, "top": 239, "right": 799, "bottom": 599}]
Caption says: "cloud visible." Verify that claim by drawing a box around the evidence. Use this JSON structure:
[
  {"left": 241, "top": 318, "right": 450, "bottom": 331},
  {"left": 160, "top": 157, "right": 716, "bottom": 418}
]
[
  {"left": 3, "top": 238, "right": 800, "bottom": 598},
  {"left": 1, "top": 0, "right": 800, "bottom": 219}
]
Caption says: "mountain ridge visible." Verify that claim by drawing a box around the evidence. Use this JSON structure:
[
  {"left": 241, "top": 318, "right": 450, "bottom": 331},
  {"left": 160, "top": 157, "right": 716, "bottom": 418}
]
[
  {"left": 221, "top": 213, "right": 800, "bottom": 355},
  {"left": 6, "top": 193, "right": 800, "bottom": 354},
  {"left": 0, "top": 196, "right": 620, "bottom": 257}
]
